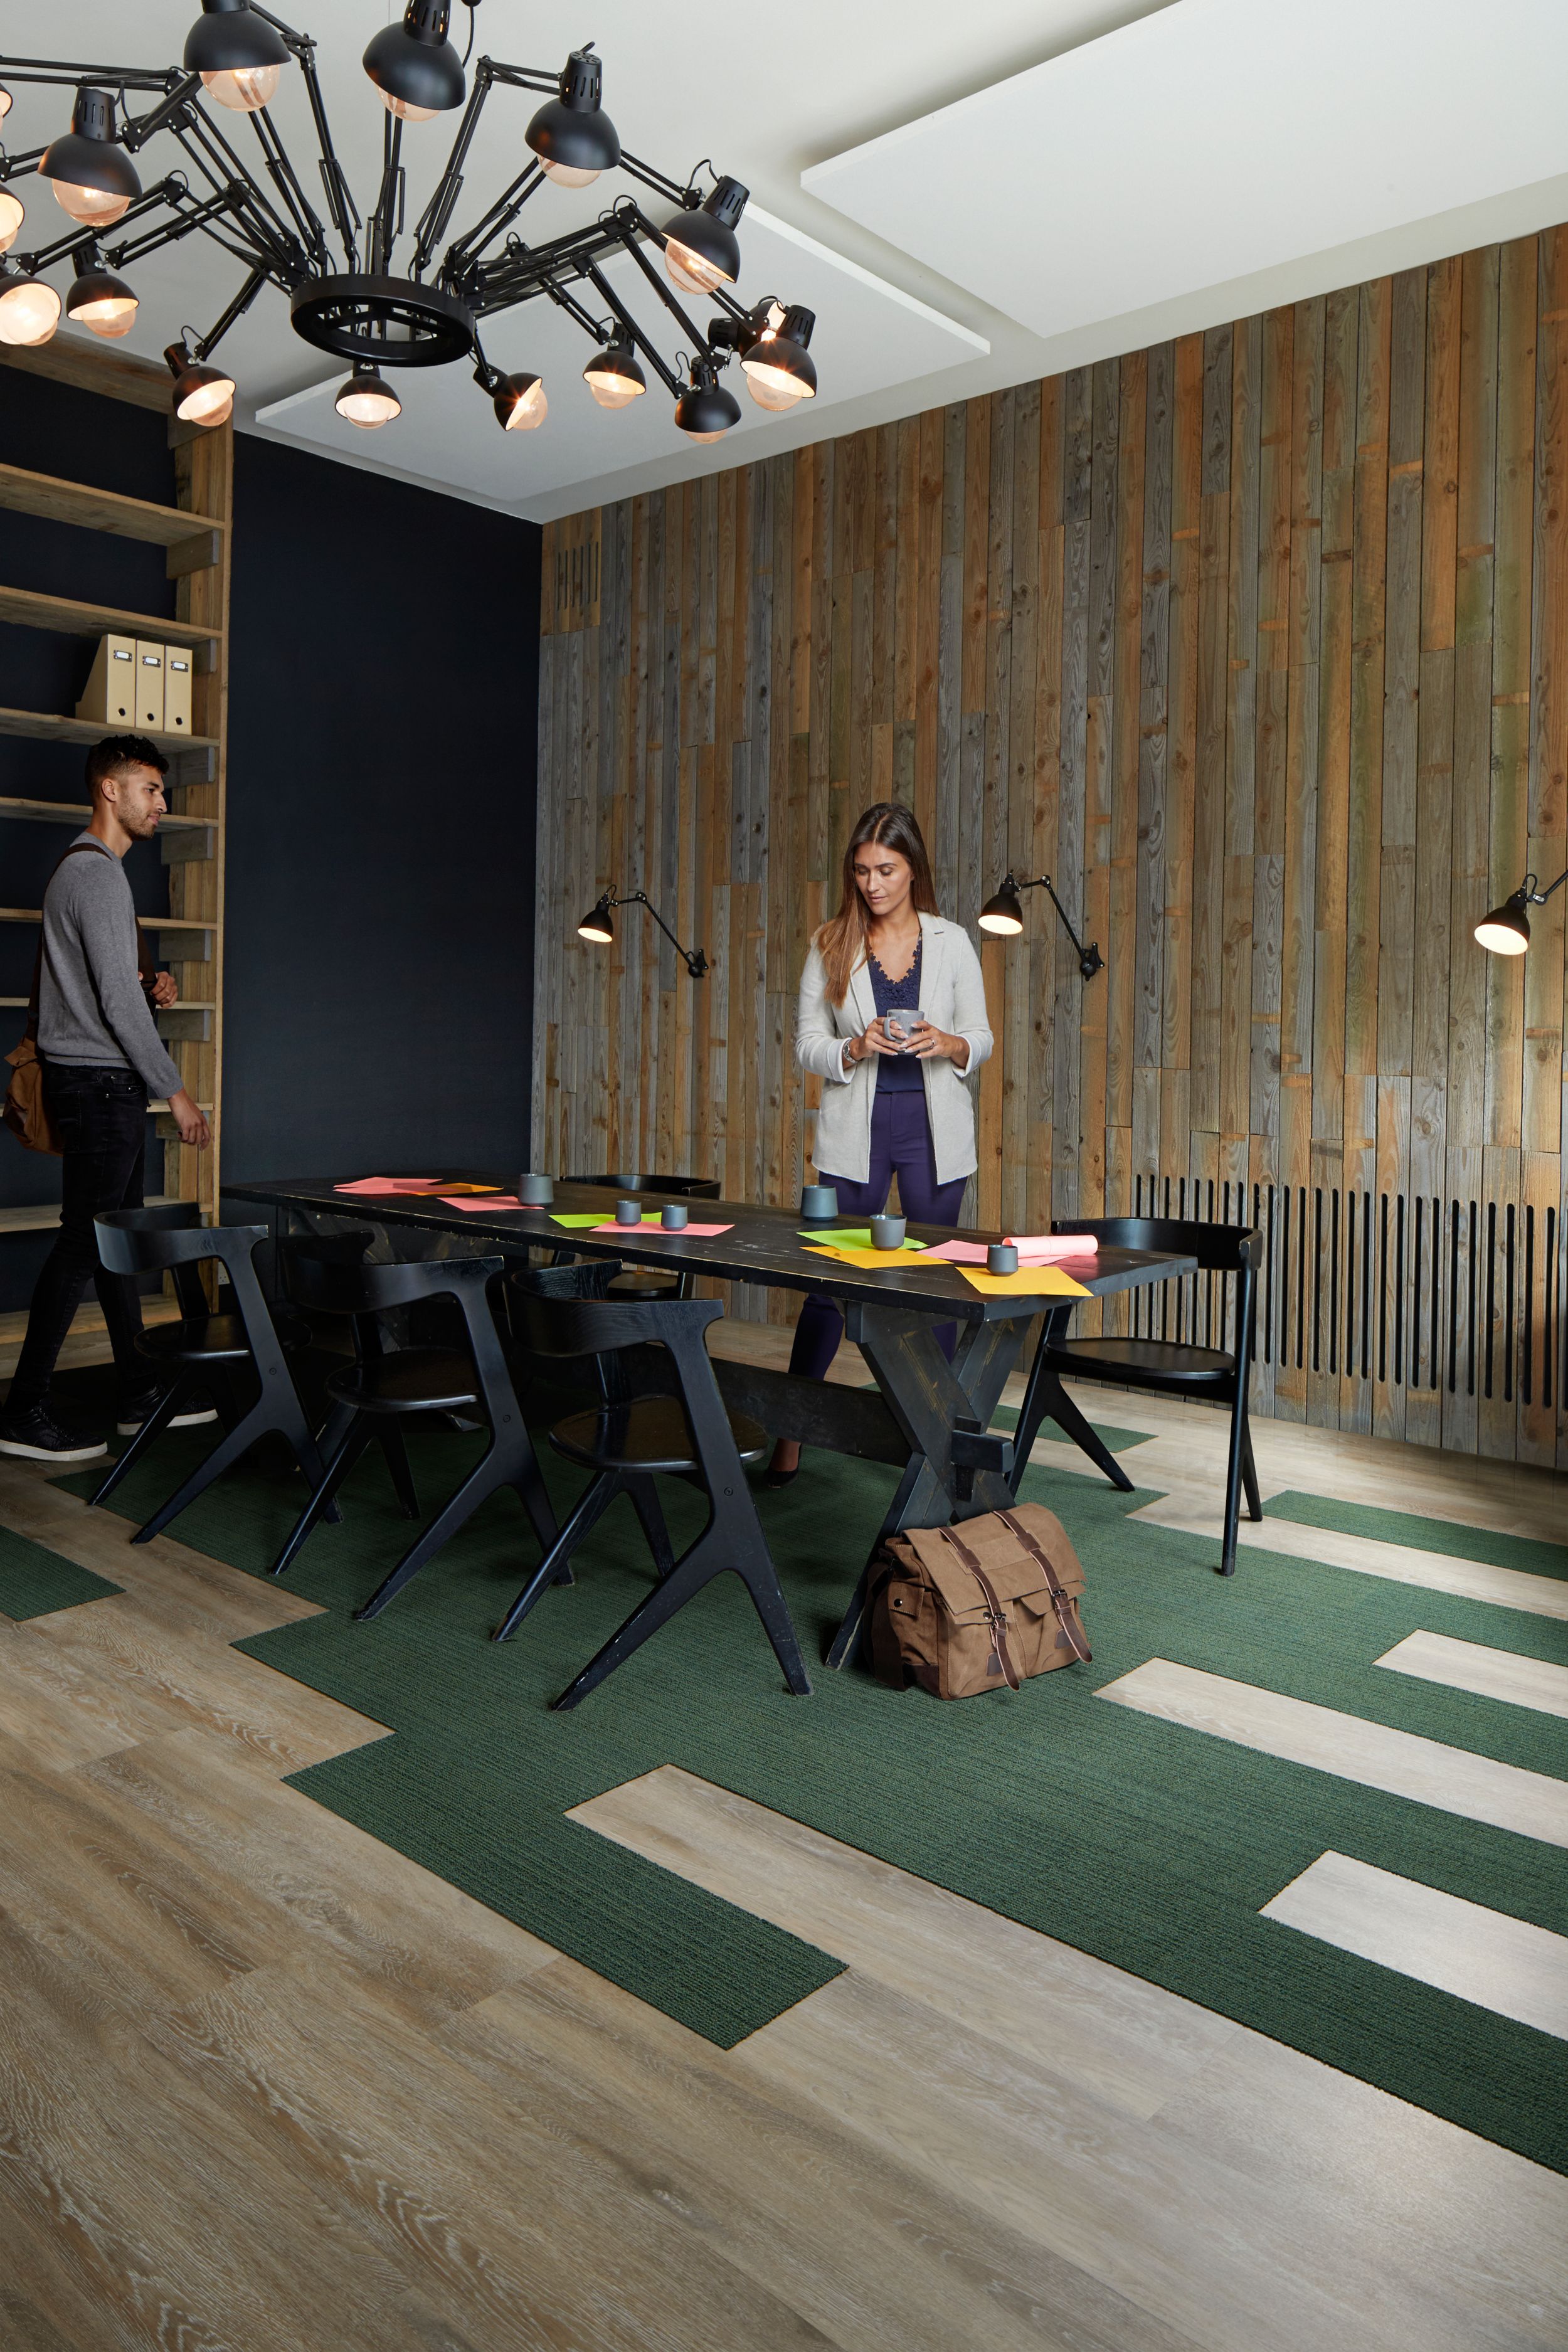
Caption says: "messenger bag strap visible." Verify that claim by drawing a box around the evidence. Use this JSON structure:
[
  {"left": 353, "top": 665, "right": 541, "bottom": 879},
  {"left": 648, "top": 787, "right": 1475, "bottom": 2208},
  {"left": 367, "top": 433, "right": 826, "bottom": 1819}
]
[
  {"left": 997, "top": 1508, "right": 1093, "bottom": 1664},
  {"left": 936, "top": 1522, "right": 1022, "bottom": 1692}
]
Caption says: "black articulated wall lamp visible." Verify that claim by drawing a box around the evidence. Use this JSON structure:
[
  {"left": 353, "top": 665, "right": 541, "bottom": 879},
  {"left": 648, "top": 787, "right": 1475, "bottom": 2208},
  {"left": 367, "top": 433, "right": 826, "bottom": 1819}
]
[
  {"left": 579, "top": 889, "right": 708, "bottom": 978},
  {"left": 978, "top": 872, "right": 1103, "bottom": 981},
  {"left": 1475, "top": 867, "right": 1568, "bottom": 957}
]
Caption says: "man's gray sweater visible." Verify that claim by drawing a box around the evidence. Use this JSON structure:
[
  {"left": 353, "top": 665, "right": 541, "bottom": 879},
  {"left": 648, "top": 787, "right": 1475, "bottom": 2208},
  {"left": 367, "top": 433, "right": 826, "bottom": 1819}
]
[{"left": 37, "top": 832, "right": 184, "bottom": 1098}]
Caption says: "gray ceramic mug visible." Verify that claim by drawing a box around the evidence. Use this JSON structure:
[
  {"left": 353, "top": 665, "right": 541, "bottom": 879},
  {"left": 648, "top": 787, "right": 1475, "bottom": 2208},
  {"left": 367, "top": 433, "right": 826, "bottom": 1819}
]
[
  {"left": 800, "top": 1182, "right": 838, "bottom": 1221},
  {"left": 615, "top": 1199, "right": 644, "bottom": 1226},
  {"left": 660, "top": 1201, "right": 689, "bottom": 1229},
  {"left": 870, "top": 1214, "right": 906, "bottom": 1250},
  {"left": 517, "top": 1172, "right": 554, "bottom": 1204},
  {"left": 987, "top": 1242, "right": 1019, "bottom": 1274}
]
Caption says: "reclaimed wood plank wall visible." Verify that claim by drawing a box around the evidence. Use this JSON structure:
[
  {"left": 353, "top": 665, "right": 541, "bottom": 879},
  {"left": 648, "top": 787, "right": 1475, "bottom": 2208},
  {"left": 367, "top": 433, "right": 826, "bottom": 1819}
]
[{"left": 536, "top": 226, "right": 1568, "bottom": 1462}]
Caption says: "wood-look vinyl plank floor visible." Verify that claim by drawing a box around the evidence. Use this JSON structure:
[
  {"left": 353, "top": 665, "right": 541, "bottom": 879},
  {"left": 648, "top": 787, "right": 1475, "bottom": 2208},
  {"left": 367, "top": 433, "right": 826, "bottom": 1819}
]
[
  {"left": 1376, "top": 1628, "right": 1568, "bottom": 1717},
  {"left": 1, "top": 1366, "right": 1567, "bottom": 2347}
]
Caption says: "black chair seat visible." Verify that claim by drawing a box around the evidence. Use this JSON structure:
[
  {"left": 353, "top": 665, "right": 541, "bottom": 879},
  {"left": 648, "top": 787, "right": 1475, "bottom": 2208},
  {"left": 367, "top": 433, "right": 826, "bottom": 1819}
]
[
  {"left": 1049, "top": 1335, "right": 1233, "bottom": 1384},
  {"left": 325, "top": 1347, "right": 480, "bottom": 1415},
  {"left": 607, "top": 1268, "right": 680, "bottom": 1300},
  {"left": 139, "top": 1308, "right": 307, "bottom": 1365},
  {"left": 551, "top": 1395, "right": 768, "bottom": 1475}
]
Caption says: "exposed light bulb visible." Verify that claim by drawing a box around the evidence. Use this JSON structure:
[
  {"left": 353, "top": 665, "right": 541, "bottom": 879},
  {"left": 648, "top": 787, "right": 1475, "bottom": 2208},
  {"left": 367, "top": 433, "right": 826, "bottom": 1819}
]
[
  {"left": 336, "top": 367, "right": 401, "bottom": 428},
  {"left": 583, "top": 342, "right": 645, "bottom": 410},
  {"left": 178, "top": 371, "right": 236, "bottom": 425},
  {"left": 684, "top": 426, "right": 729, "bottom": 445},
  {"left": 743, "top": 359, "right": 810, "bottom": 413},
  {"left": 540, "top": 157, "right": 600, "bottom": 188},
  {"left": 72, "top": 292, "right": 138, "bottom": 339},
  {"left": 0, "top": 84, "right": 11, "bottom": 122},
  {"left": 496, "top": 373, "right": 548, "bottom": 430},
  {"left": 664, "top": 236, "right": 726, "bottom": 298},
  {"left": 0, "top": 276, "right": 63, "bottom": 348},
  {"left": 380, "top": 89, "right": 439, "bottom": 123},
  {"left": 0, "top": 190, "right": 23, "bottom": 254},
  {"left": 50, "top": 177, "right": 133, "bottom": 227},
  {"left": 200, "top": 63, "right": 282, "bottom": 112},
  {"left": 585, "top": 370, "right": 641, "bottom": 411}
]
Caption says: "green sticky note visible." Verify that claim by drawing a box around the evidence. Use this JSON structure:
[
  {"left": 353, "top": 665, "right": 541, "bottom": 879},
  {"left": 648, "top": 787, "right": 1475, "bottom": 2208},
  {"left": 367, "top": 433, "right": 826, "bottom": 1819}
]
[
  {"left": 797, "top": 1226, "right": 925, "bottom": 1250},
  {"left": 550, "top": 1211, "right": 614, "bottom": 1228}
]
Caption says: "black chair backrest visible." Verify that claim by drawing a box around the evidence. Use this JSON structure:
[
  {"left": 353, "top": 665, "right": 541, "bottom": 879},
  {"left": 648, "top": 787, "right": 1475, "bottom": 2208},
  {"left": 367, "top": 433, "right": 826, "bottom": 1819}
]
[
  {"left": 568, "top": 1172, "right": 722, "bottom": 1199},
  {"left": 93, "top": 1200, "right": 207, "bottom": 1315},
  {"left": 1052, "top": 1216, "right": 1258, "bottom": 1361},
  {"left": 285, "top": 1231, "right": 378, "bottom": 1315},
  {"left": 267, "top": 1249, "right": 516, "bottom": 1396},
  {"left": 509, "top": 1259, "right": 626, "bottom": 1398},
  {"left": 95, "top": 1212, "right": 292, "bottom": 1369}
]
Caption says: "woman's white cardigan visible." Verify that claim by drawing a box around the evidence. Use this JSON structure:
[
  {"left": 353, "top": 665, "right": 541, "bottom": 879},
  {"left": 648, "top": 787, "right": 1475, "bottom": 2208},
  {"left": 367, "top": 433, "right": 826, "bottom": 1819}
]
[{"left": 795, "top": 911, "right": 993, "bottom": 1187}]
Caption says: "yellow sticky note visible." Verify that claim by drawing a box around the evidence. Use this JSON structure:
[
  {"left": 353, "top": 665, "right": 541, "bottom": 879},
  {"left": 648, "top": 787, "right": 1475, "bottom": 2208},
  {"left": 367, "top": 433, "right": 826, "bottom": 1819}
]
[
  {"left": 959, "top": 1265, "right": 1091, "bottom": 1298},
  {"left": 802, "top": 1244, "right": 919, "bottom": 1269}
]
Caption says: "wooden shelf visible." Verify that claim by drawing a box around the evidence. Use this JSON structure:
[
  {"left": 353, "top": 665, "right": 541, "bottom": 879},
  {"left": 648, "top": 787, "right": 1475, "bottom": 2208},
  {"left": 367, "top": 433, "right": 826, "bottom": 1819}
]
[
  {"left": 0, "top": 1192, "right": 188, "bottom": 1239},
  {"left": 0, "top": 1291, "right": 181, "bottom": 1379},
  {"left": 0, "top": 583, "right": 221, "bottom": 654},
  {"left": 0, "top": 462, "right": 224, "bottom": 577},
  {"left": 0, "top": 704, "right": 218, "bottom": 756},
  {"left": 0, "top": 911, "right": 218, "bottom": 935},
  {"left": 0, "top": 795, "right": 216, "bottom": 833}
]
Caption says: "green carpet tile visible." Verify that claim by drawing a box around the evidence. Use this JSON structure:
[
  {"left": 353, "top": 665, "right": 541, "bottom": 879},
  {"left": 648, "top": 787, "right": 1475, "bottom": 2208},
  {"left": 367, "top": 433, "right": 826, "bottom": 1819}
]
[
  {"left": 1268, "top": 1490, "right": 1568, "bottom": 1583},
  {"left": 990, "top": 1402, "right": 1154, "bottom": 1451},
  {"left": 0, "top": 1523, "right": 122, "bottom": 1621},
  {"left": 58, "top": 1429, "right": 1568, "bottom": 2173}
]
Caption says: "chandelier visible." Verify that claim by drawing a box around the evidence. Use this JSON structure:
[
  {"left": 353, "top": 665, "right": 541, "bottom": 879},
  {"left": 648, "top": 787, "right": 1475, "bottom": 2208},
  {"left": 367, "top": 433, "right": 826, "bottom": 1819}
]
[{"left": 0, "top": 1, "right": 820, "bottom": 441}]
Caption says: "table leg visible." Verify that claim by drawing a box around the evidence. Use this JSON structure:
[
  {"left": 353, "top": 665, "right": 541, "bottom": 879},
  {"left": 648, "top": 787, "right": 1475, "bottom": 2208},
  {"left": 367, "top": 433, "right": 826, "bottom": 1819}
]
[{"left": 824, "top": 1304, "right": 1030, "bottom": 1670}]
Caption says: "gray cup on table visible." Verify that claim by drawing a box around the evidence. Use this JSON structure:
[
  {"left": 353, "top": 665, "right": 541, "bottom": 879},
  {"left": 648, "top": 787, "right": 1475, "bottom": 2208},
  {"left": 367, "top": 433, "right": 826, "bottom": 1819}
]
[
  {"left": 615, "top": 1199, "right": 644, "bottom": 1226},
  {"left": 800, "top": 1182, "right": 838, "bottom": 1221},
  {"left": 660, "top": 1201, "right": 689, "bottom": 1229},
  {"left": 517, "top": 1172, "right": 554, "bottom": 1204},
  {"left": 987, "top": 1242, "right": 1019, "bottom": 1274},
  {"left": 870, "top": 1214, "right": 906, "bottom": 1250}
]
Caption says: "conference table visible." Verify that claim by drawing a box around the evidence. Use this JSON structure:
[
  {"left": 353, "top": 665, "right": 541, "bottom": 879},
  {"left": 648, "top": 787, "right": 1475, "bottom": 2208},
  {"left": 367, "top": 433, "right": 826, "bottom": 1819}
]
[{"left": 226, "top": 1176, "right": 1195, "bottom": 1668}]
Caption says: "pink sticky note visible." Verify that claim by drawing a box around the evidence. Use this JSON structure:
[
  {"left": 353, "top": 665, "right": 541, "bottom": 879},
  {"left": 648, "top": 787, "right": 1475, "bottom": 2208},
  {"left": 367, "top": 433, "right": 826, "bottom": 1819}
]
[
  {"left": 437, "top": 1194, "right": 535, "bottom": 1212},
  {"left": 923, "top": 1238, "right": 991, "bottom": 1264},
  {"left": 587, "top": 1219, "right": 734, "bottom": 1237}
]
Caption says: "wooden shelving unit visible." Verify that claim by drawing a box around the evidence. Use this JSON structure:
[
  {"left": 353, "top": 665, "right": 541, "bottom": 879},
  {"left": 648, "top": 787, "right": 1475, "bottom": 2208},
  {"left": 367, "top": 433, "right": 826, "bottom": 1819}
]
[{"left": 0, "top": 332, "right": 230, "bottom": 1377}]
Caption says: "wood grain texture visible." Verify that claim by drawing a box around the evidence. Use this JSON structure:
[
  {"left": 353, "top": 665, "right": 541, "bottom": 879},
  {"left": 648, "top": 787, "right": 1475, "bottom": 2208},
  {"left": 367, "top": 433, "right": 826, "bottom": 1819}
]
[{"left": 537, "top": 227, "right": 1568, "bottom": 1459}]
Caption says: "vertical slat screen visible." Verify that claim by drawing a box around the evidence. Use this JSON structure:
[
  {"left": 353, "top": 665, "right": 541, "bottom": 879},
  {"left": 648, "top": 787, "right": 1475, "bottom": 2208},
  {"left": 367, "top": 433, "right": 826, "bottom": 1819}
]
[{"left": 537, "top": 223, "right": 1568, "bottom": 1464}]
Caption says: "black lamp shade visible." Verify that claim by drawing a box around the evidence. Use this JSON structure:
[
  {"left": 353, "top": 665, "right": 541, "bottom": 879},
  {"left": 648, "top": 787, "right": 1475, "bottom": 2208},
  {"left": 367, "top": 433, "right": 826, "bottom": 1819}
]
[
  {"left": 66, "top": 262, "right": 138, "bottom": 338},
  {"left": 661, "top": 175, "right": 748, "bottom": 294},
  {"left": 579, "top": 898, "right": 615, "bottom": 945},
  {"left": 363, "top": 0, "right": 466, "bottom": 119},
  {"left": 184, "top": 1, "right": 290, "bottom": 74},
  {"left": 41, "top": 90, "right": 142, "bottom": 219},
  {"left": 0, "top": 267, "right": 62, "bottom": 347},
  {"left": 978, "top": 881, "right": 1025, "bottom": 936},
  {"left": 164, "top": 341, "right": 235, "bottom": 426},
  {"left": 493, "top": 370, "right": 548, "bottom": 431},
  {"left": 674, "top": 370, "right": 740, "bottom": 440},
  {"left": 527, "top": 49, "right": 621, "bottom": 181},
  {"left": 583, "top": 335, "right": 645, "bottom": 408},
  {"left": 1475, "top": 891, "right": 1532, "bottom": 955},
  {"left": 741, "top": 303, "right": 817, "bottom": 410},
  {"left": 336, "top": 362, "right": 401, "bottom": 427}
]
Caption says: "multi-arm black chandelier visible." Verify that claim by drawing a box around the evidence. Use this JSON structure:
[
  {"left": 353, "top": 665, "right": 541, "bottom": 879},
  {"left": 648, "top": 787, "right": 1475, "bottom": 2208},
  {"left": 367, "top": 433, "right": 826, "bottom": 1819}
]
[{"left": 0, "top": 0, "right": 819, "bottom": 442}]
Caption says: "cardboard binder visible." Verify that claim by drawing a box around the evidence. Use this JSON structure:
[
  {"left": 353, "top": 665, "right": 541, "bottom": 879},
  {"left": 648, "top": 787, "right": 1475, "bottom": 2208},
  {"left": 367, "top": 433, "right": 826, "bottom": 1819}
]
[
  {"left": 162, "top": 648, "right": 192, "bottom": 735},
  {"left": 134, "top": 640, "right": 164, "bottom": 732},
  {"left": 75, "top": 633, "right": 137, "bottom": 726}
]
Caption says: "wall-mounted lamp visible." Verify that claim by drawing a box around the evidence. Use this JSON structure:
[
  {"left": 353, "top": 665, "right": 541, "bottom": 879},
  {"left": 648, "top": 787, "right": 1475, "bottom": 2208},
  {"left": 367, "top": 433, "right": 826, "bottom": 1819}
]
[
  {"left": 1475, "top": 867, "right": 1568, "bottom": 956},
  {"left": 978, "top": 872, "right": 1104, "bottom": 980},
  {"left": 578, "top": 888, "right": 709, "bottom": 978}
]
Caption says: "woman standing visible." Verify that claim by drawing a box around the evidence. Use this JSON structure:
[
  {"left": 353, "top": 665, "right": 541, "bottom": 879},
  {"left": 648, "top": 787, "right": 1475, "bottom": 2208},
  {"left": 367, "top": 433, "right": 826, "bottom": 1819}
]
[{"left": 763, "top": 801, "right": 992, "bottom": 1485}]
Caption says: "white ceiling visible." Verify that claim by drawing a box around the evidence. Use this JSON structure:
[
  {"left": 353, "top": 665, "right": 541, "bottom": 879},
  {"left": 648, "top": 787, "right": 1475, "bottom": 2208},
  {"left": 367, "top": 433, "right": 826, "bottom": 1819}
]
[{"left": 1, "top": 2, "right": 1565, "bottom": 522}]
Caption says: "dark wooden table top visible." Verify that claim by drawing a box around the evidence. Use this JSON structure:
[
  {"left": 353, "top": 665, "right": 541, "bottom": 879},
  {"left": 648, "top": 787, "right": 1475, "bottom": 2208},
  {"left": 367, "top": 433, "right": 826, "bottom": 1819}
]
[{"left": 225, "top": 1175, "right": 1197, "bottom": 1323}]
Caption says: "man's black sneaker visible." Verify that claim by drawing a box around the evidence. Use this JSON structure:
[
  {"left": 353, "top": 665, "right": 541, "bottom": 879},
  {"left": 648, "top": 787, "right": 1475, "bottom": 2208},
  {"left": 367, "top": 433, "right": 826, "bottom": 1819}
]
[
  {"left": 0, "top": 1404, "right": 109, "bottom": 1463},
  {"left": 116, "top": 1387, "right": 220, "bottom": 1437}
]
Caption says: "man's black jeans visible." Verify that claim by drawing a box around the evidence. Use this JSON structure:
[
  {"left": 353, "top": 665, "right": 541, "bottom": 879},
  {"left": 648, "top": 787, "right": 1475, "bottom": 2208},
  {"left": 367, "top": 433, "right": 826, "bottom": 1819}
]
[{"left": 9, "top": 1062, "right": 148, "bottom": 1413}]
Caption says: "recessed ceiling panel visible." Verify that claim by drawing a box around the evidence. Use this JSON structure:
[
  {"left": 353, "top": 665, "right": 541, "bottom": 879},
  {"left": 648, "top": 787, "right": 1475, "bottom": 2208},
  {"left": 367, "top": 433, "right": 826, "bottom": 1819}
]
[{"left": 802, "top": 0, "right": 1568, "bottom": 339}]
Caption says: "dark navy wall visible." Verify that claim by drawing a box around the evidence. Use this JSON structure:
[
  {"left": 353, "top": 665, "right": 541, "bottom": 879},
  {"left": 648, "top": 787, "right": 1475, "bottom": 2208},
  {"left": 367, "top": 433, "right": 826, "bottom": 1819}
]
[
  {"left": 222, "top": 435, "right": 540, "bottom": 1183},
  {"left": 0, "top": 364, "right": 540, "bottom": 1310}
]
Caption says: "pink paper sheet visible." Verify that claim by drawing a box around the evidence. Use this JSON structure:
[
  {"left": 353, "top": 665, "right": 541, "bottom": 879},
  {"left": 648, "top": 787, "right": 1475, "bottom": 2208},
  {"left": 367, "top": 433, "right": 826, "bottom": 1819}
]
[
  {"left": 334, "top": 1177, "right": 450, "bottom": 1195},
  {"left": 588, "top": 1219, "right": 734, "bottom": 1237},
  {"left": 924, "top": 1234, "right": 1098, "bottom": 1265},
  {"left": 437, "top": 1195, "right": 538, "bottom": 1212}
]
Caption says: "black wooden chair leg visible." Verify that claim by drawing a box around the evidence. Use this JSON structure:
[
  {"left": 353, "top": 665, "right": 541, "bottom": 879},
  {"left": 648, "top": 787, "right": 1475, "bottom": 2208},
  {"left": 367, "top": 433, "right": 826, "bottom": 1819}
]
[
  {"left": 378, "top": 1426, "right": 420, "bottom": 1519},
  {"left": 625, "top": 1472, "right": 676, "bottom": 1578},
  {"left": 1240, "top": 1417, "right": 1263, "bottom": 1520},
  {"left": 552, "top": 1537, "right": 812, "bottom": 1712},
  {"left": 492, "top": 1471, "right": 622, "bottom": 1641},
  {"left": 1218, "top": 1391, "right": 1248, "bottom": 1578},
  {"left": 130, "top": 1402, "right": 273, "bottom": 1545},
  {"left": 270, "top": 1420, "right": 373, "bottom": 1579},
  {"left": 206, "top": 1364, "right": 243, "bottom": 1434},
  {"left": 732, "top": 1550, "right": 813, "bottom": 1695},
  {"left": 88, "top": 1370, "right": 194, "bottom": 1507},
  {"left": 1022, "top": 1374, "right": 1135, "bottom": 1495},
  {"left": 501, "top": 1431, "right": 559, "bottom": 1552},
  {"left": 354, "top": 1443, "right": 519, "bottom": 1619}
]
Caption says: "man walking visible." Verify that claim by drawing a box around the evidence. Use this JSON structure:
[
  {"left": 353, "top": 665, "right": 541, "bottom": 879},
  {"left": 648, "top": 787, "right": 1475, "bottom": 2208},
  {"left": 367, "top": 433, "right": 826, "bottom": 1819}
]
[{"left": 0, "top": 736, "right": 212, "bottom": 1461}]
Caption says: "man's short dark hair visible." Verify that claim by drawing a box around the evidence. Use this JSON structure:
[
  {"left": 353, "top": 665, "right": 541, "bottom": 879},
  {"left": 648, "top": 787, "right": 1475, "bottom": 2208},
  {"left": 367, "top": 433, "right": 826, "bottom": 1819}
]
[{"left": 85, "top": 734, "right": 170, "bottom": 795}]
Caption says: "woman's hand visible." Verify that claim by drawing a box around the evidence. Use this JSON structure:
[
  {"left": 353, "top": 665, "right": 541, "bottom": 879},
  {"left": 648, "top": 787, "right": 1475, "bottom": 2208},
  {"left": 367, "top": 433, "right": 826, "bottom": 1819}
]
[
  {"left": 906, "top": 1020, "right": 970, "bottom": 1070},
  {"left": 845, "top": 1017, "right": 902, "bottom": 1066}
]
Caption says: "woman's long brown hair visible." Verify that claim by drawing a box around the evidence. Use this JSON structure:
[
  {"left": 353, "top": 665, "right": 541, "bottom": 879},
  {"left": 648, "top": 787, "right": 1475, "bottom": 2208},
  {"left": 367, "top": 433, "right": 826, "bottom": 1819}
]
[{"left": 815, "top": 801, "right": 939, "bottom": 1005}]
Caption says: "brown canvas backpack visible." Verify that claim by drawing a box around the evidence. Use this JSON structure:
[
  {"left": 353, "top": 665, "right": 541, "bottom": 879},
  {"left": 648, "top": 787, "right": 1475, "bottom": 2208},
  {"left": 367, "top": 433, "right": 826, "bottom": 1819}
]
[{"left": 869, "top": 1502, "right": 1091, "bottom": 1699}]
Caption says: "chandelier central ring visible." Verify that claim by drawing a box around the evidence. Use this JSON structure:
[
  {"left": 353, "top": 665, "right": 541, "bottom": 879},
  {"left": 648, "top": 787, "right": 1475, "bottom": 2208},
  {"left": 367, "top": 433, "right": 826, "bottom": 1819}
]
[{"left": 289, "top": 273, "right": 475, "bottom": 368}]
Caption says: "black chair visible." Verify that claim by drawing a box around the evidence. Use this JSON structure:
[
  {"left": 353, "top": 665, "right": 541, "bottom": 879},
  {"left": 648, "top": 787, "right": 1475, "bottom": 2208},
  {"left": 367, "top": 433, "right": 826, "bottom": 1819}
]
[
  {"left": 566, "top": 1173, "right": 717, "bottom": 1301},
  {"left": 270, "top": 1254, "right": 559, "bottom": 1616},
  {"left": 89, "top": 1210, "right": 328, "bottom": 1545},
  {"left": 1010, "top": 1216, "right": 1261, "bottom": 1578},
  {"left": 494, "top": 1291, "right": 812, "bottom": 1709},
  {"left": 282, "top": 1229, "right": 421, "bottom": 1527}
]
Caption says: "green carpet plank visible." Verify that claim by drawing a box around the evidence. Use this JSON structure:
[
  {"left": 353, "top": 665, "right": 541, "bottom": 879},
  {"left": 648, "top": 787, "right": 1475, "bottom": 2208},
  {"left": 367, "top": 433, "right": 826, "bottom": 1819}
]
[
  {"left": 55, "top": 1430, "right": 1568, "bottom": 2173},
  {"left": 0, "top": 1524, "right": 122, "bottom": 1621},
  {"left": 1269, "top": 1490, "right": 1568, "bottom": 1584}
]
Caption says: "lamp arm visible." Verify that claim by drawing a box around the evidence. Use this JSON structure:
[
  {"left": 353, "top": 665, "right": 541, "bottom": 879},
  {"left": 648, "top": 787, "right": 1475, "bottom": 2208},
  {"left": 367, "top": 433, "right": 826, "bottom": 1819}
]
[
  {"left": 1014, "top": 874, "right": 1104, "bottom": 981},
  {"left": 1530, "top": 866, "right": 1568, "bottom": 906},
  {"left": 622, "top": 891, "right": 709, "bottom": 979},
  {"left": 580, "top": 258, "right": 684, "bottom": 395}
]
